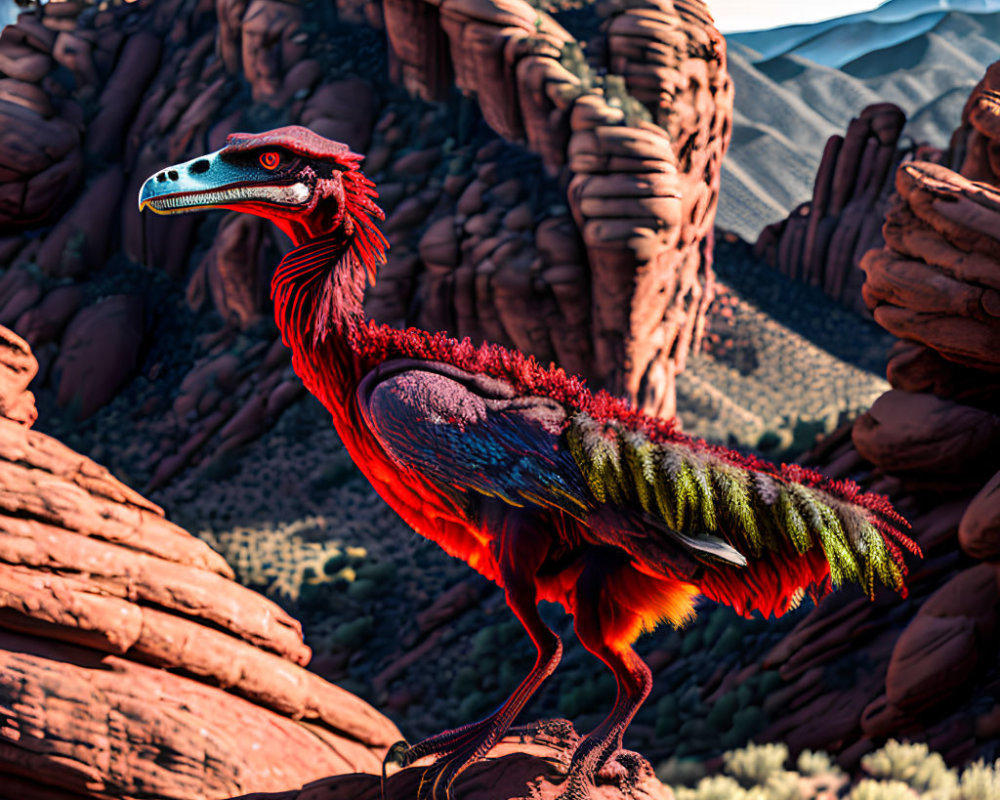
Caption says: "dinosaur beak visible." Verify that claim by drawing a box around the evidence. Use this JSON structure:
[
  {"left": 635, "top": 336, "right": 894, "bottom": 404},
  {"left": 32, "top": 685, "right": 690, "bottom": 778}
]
[{"left": 138, "top": 147, "right": 311, "bottom": 215}]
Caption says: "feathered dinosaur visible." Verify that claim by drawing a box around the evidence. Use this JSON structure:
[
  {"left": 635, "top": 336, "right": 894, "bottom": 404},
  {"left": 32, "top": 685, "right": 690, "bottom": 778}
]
[{"left": 139, "top": 127, "right": 919, "bottom": 799}]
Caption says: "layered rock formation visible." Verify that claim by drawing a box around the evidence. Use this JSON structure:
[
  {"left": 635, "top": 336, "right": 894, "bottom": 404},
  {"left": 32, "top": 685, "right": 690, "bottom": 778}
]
[
  {"left": 736, "top": 61, "right": 1000, "bottom": 766},
  {"left": 0, "top": 13, "right": 83, "bottom": 226},
  {"left": 379, "top": 0, "right": 732, "bottom": 417},
  {"left": 850, "top": 62, "right": 1000, "bottom": 752},
  {"left": 753, "top": 103, "right": 922, "bottom": 314},
  {"left": 0, "top": 325, "right": 401, "bottom": 798}
]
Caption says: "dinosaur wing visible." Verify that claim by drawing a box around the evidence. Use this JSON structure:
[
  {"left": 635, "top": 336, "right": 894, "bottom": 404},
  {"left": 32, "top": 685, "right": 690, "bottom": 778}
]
[{"left": 358, "top": 362, "right": 590, "bottom": 518}]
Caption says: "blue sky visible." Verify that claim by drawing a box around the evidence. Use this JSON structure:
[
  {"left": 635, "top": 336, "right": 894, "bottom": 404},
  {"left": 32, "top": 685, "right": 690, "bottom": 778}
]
[{"left": 710, "top": 1, "right": 883, "bottom": 32}]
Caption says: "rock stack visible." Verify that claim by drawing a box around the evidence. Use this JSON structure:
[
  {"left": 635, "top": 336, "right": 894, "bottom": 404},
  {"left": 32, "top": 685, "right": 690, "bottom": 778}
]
[
  {"left": 754, "top": 103, "right": 920, "bottom": 314},
  {"left": 852, "top": 61, "right": 1000, "bottom": 753},
  {"left": 0, "top": 13, "right": 83, "bottom": 227},
  {"left": 0, "top": 325, "right": 401, "bottom": 798},
  {"left": 740, "top": 63, "right": 1000, "bottom": 767},
  {"left": 379, "top": 0, "right": 732, "bottom": 418}
]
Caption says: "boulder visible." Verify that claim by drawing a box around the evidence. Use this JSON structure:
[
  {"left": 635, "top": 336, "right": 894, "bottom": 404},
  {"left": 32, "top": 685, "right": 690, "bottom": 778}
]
[
  {"left": 35, "top": 167, "right": 124, "bottom": 278},
  {"left": 0, "top": 326, "right": 401, "bottom": 798},
  {"left": 52, "top": 295, "right": 146, "bottom": 420},
  {"left": 216, "top": 0, "right": 250, "bottom": 74},
  {"left": 0, "top": 99, "right": 82, "bottom": 226},
  {"left": 0, "top": 266, "right": 42, "bottom": 327},
  {"left": 0, "top": 631, "right": 392, "bottom": 800},
  {"left": 198, "top": 212, "right": 277, "bottom": 329},
  {"left": 241, "top": 0, "right": 307, "bottom": 105},
  {"left": 885, "top": 565, "right": 998, "bottom": 714},
  {"left": 861, "top": 163, "right": 1000, "bottom": 371},
  {"left": 959, "top": 470, "right": 1000, "bottom": 560},
  {"left": 85, "top": 32, "right": 162, "bottom": 160},
  {"left": 852, "top": 390, "right": 1000, "bottom": 478},
  {"left": 0, "top": 326, "right": 36, "bottom": 427},
  {"left": 229, "top": 721, "right": 673, "bottom": 800},
  {"left": 13, "top": 284, "right": 83, "bottom": 348},
  {"left": 301, "top": 78, "right": 377, "bottom": 153}
]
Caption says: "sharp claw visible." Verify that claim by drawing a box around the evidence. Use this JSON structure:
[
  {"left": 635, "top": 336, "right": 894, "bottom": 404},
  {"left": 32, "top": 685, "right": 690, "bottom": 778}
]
[{"left": 381, "top": 738, "right": 412, "bottom": 800}]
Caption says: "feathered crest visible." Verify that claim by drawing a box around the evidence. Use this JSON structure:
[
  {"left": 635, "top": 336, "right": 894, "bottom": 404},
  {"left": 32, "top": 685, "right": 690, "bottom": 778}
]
[{"left": 252, "top": 128, "right": 387, "bottom": 345}]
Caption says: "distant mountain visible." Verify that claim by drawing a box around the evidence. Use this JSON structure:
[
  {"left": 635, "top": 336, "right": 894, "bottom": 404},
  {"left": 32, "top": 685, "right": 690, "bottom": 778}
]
[
  {"left": 717, "top": 7, "right": 1000, "bottom": 243},
  {"left": 728, "top": 0, "right": 1000, "bottom": 65}
]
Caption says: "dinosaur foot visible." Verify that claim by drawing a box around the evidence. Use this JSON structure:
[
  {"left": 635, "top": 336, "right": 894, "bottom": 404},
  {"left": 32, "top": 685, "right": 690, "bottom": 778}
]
[
  {"left": 384, "top": 717, "right": 519, "bottom": 800},
  {"left": 555, "top": 749, "right": 651, "bottom": 800}
]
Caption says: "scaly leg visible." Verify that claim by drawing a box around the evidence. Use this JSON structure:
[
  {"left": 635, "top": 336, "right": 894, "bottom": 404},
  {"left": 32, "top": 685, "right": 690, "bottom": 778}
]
[
  {"left": 390, "top": 520, "right": 563, "bottom": 800},
  {"left": 558, "top": 558, "right": 653, "bottom": 799}
]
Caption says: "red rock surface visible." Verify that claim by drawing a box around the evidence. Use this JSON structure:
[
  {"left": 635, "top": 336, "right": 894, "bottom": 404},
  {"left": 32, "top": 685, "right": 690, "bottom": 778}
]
[
  {"left": 231, "top": 722, "right": 673, "bottom": 800},
  {"left": 755, "top": 104, "right": 911, "bottom": 313},
  {"left": 197, "top": 211, "right": 281, "bottom": 329},
  {"left": 0, "top": 326, "right": 36, "bottom": 426},
  {"left": 380, "top": 0, "right": 731, "bottom": 417},
  {"left": 0, "top": 0, "right": 732, "bottom": 463},
  {"left": 241, "top": 0, "right": 307, "bottom": 105},
  {"left": 0, "top": 326, "right": 401, "bottom": 798},
  {"left": 52, "top": 294, "right": 146, "bottom": 420},
  {"left": 745, "top": 60, "right": 1000, "bottom": 766},
  {"left": 35, "top": 167, "right": 124, "bottom": 277},
  {"left": 862, "top": 163, "right": 1000, "bottom": 371},
  {"left": 958, "top": 470, "right": 1000, "bottom": 560},
  {"left": 0, "top": 18, "right": 83, "bottom": 225}
]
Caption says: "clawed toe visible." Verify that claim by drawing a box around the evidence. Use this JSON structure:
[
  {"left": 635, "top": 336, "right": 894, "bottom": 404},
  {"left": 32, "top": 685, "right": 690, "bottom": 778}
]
[
  {"left": 556, "top": 749, "right": 649, "bottom": 800},
  {"left": 414, "top": 746, "right": 482, "bottom": 800},
  {"left": 597, "top": 749, "right": 646, "bottom": 792}
]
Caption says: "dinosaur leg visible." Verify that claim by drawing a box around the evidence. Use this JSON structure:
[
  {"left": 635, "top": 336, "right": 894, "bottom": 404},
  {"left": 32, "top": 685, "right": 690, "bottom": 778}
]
[
  {"left": 559, "top": 557, "right": 653, "bottom": 799},
  {"left": 396, "top": 521, "right": 563, "bottom": 799}
]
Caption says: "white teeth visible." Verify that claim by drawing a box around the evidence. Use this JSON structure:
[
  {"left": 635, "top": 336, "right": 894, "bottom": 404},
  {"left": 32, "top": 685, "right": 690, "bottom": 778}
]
[{"left": 150, "top": 182, "right": 310, "bottom": 210}]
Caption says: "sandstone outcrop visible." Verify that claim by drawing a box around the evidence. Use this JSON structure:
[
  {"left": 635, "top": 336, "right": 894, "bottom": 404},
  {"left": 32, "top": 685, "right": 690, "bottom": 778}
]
[
  {"left": 379, "top": 0, "right": 732, "bottom": 417},
  {"left": 0, "top": 326, "right": 37, "bottom": 426},
  {"left": 0, "top": 16, "right": 83, "bottom": 226},
  {"left": 746, "top": 61, "right": 1000, "bottom": 766},
  {"left": 862, "top": 163, "right": 1000, "bottom": 371},
  {"left": 754, "top": 104, "right": 913, "bottom": 313},
  {"left": 0, "top": 325, "right": 401, "bottom": 799}
]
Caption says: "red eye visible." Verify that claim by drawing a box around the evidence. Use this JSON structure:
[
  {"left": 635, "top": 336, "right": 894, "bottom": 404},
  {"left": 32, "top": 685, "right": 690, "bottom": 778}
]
[{"left": 259, "top": 151, "right": 280, "bottom": 170}]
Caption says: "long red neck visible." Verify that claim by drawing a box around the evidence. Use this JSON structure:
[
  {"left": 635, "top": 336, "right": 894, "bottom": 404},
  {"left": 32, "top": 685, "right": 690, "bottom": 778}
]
[{"left": 270, "top": 230, "right": 372, "bottom": 411}]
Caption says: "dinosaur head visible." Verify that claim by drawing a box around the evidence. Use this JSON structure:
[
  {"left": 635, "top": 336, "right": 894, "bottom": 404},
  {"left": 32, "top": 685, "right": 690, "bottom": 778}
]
[{"left": 138, "top": 126, "right": 385, "bottom": 253}]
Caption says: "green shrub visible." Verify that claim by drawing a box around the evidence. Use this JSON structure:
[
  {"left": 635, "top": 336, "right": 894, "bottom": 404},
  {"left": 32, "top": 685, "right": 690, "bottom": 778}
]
[
  {"left": 705, "top": 692, "right": 738, "bottom": 731},
  {"left": 848, "top": 779, "right": 919, "bottom": 800},
  {"left": 452, "top": 666, "right": 480, "bottom": 696},
  {"left": 861, "top": 740, "right": 957, "bottom": 797},
  {"left": 723, "top": 742, "right": 789, "bottom": 788},
  {"left": 656, "top": 756, "right": 707, "bottom": 787},
  {"left": 676, "top": 774, "right": 749, "bottom": 800},
  {"left": 347, "top": 578, "right": 379, "bottom": 599},
  {"left": 329, "top": 616, "right": 374, "bottom": 649},
  {"left": 796, "top": 749, "right": 840, "bottom": 777},
  {"left": 959, "top": 759, "right": 1000, "bottom": 800},
  {"left": 355, "top": 561, "right": 396, "bottom": 582}
]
